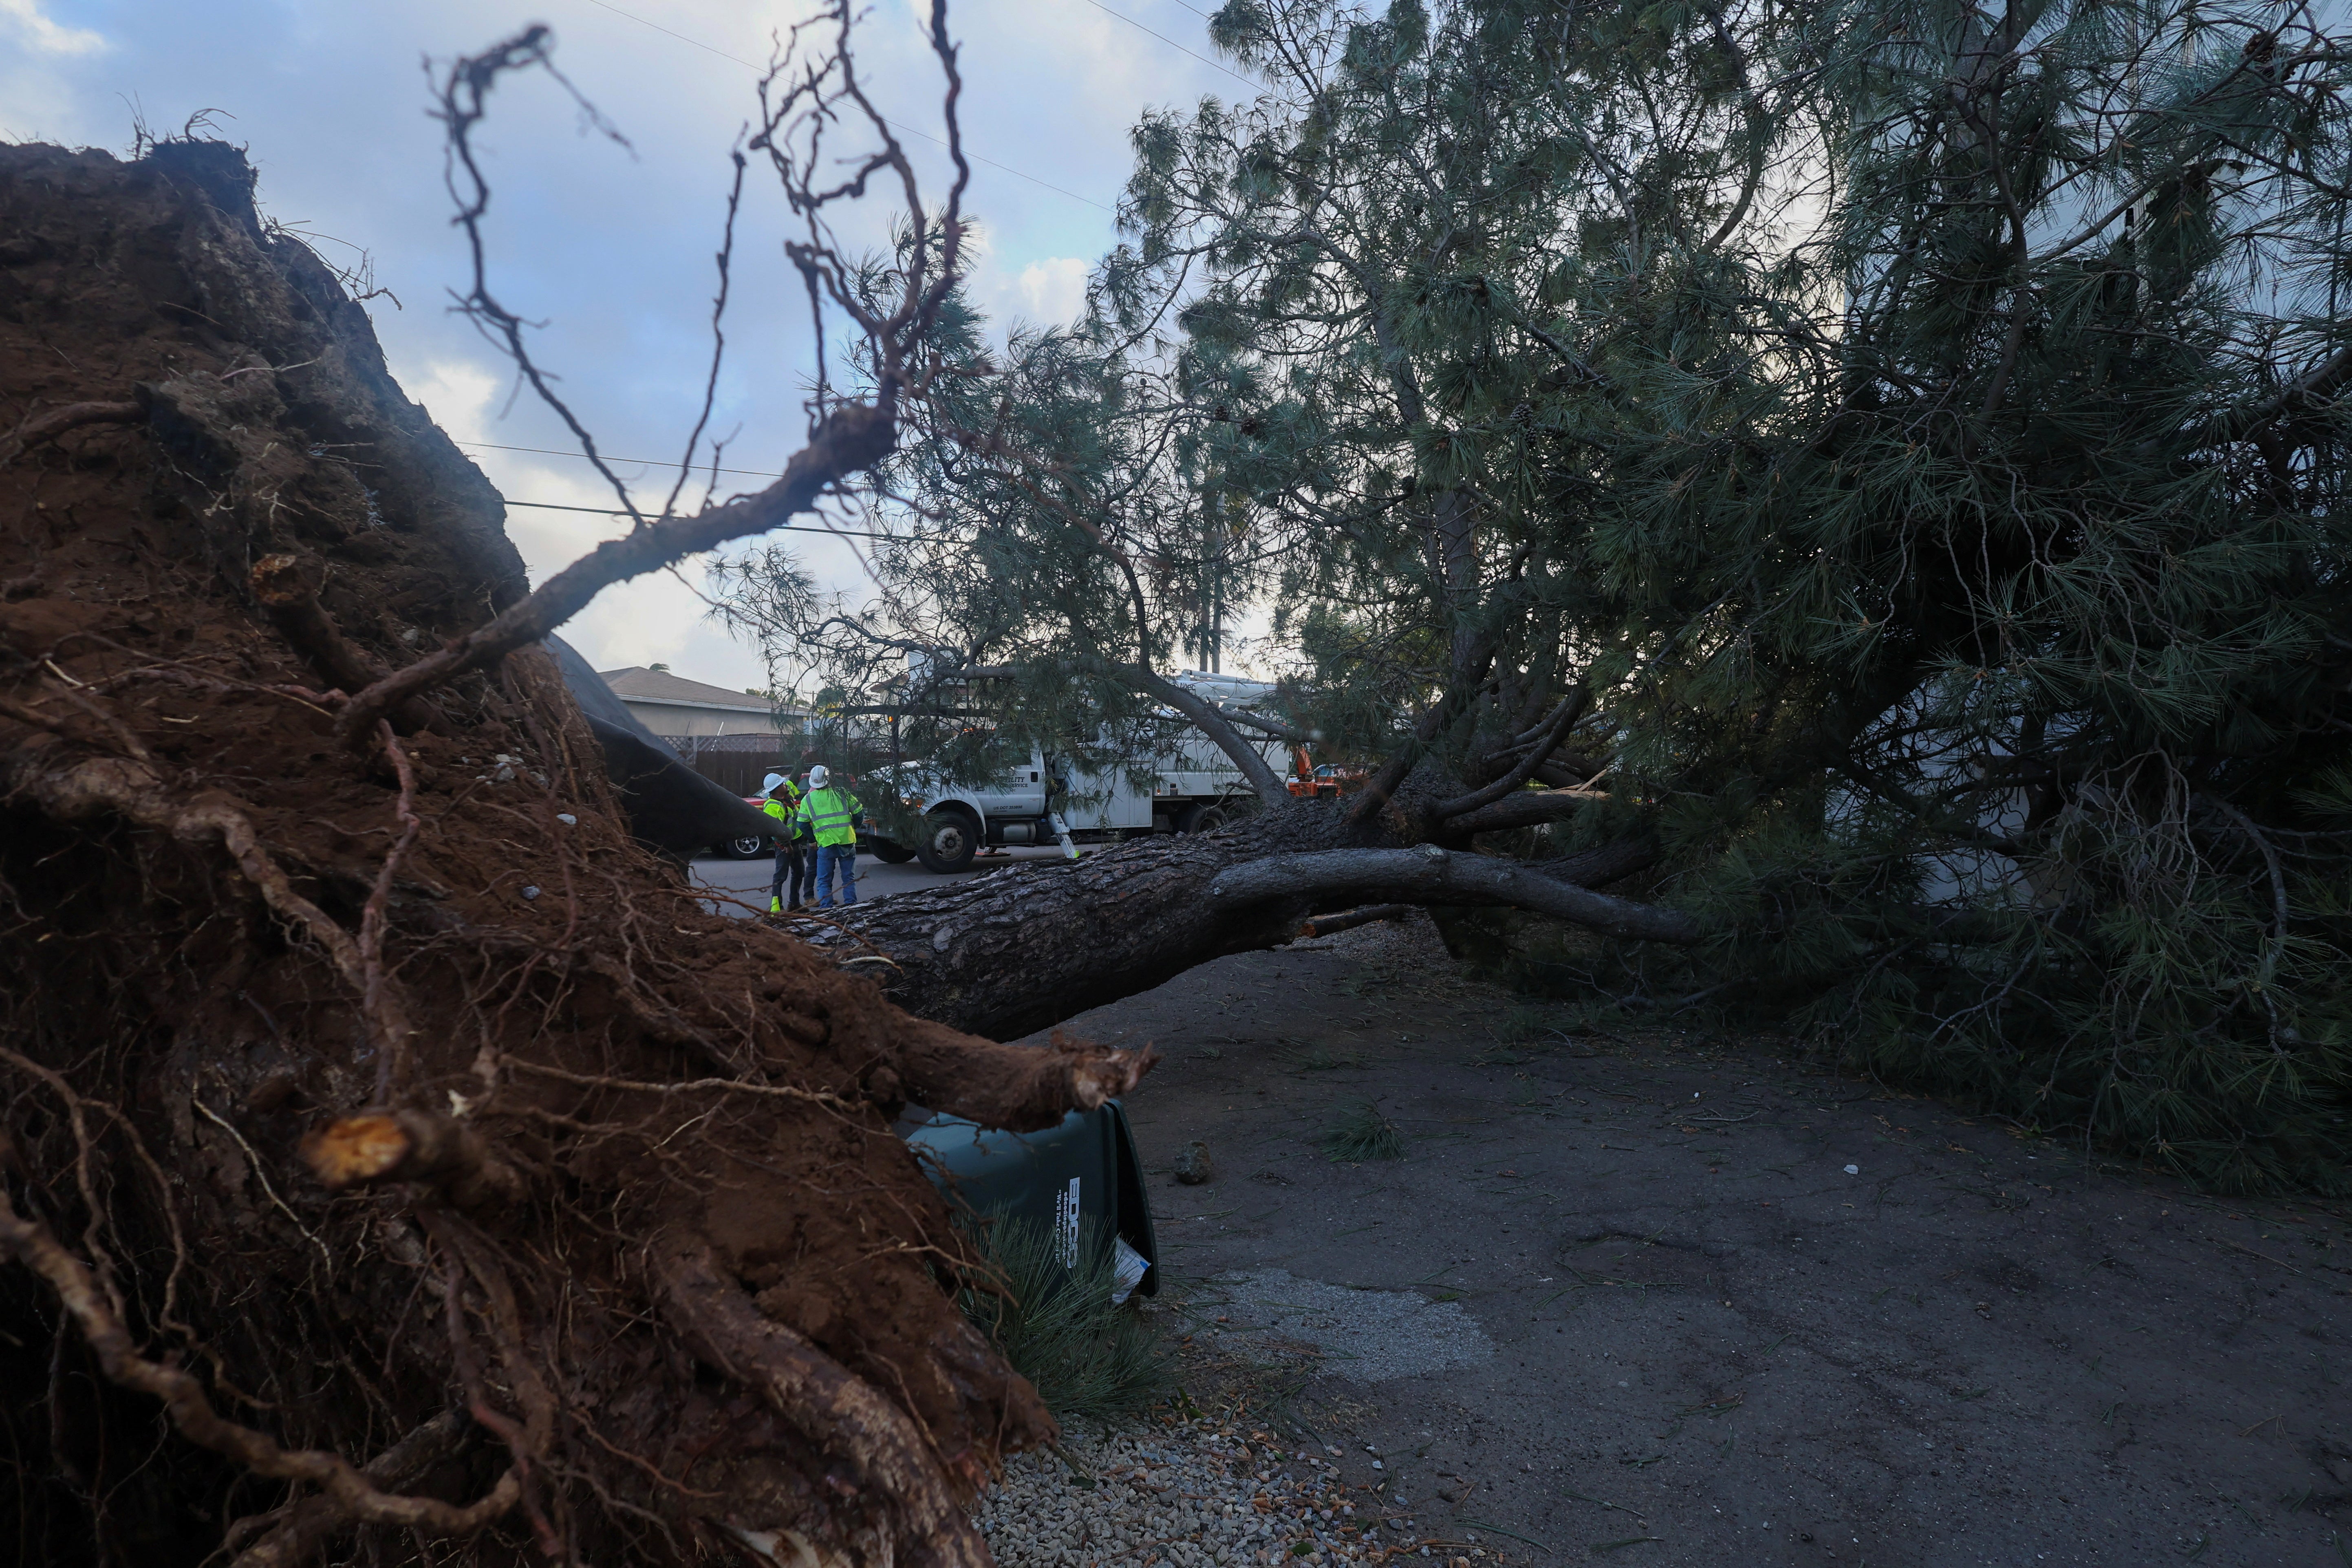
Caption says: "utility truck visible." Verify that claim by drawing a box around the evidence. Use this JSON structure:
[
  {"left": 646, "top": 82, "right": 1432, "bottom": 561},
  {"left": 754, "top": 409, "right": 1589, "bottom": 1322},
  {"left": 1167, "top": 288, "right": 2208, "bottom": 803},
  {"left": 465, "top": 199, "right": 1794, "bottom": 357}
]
[{"left": 875, "top": 670, "right": 1289, "bottom": 873}]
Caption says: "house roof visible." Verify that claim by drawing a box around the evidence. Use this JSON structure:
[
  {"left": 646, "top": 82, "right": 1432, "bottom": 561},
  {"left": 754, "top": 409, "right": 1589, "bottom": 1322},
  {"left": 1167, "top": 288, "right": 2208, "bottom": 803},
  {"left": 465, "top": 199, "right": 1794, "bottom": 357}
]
[{"left": 597, "top": 666, "right": 805, "bottom": 716}]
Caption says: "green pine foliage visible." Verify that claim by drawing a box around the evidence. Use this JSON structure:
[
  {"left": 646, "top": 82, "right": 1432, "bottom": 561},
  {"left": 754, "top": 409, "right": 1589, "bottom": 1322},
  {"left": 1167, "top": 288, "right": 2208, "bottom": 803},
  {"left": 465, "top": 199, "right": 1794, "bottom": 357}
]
[{"left": 716, "top": 0, "right": 2352, "bottom": 1190}]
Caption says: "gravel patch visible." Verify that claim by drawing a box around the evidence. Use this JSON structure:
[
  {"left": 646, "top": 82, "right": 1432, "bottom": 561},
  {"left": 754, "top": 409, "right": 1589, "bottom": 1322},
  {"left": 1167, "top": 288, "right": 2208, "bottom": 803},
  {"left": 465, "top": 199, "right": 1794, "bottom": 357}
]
[
  {"left": 974, "top": 1417, "right": 1511, "bottom": 1568},
  {"left": 1203, "top": 1270, "right": 1492, "bottom": 1384}
]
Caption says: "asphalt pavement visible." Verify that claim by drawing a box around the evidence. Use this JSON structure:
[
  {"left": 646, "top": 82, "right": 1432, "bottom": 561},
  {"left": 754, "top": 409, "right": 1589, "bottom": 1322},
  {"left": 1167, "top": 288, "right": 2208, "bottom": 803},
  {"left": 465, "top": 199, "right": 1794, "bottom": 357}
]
[{"left": 688, "top": 844, "right": 1072, "bottom": 915}]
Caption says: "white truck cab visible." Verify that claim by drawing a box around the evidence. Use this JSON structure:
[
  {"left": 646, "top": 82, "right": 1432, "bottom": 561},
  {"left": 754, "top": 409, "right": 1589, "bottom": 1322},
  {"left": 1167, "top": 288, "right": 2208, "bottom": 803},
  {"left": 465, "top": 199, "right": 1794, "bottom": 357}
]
[{"left": 879, "top": 726, "right": 1283, "bottom": 872}]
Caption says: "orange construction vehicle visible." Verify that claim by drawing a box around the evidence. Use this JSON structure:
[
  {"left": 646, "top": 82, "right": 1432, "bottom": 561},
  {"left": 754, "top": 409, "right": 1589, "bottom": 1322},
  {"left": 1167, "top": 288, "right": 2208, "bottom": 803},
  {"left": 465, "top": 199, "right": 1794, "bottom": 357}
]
[{"left": 1285, "top": 747, "right": 1366, "bottom": 799}]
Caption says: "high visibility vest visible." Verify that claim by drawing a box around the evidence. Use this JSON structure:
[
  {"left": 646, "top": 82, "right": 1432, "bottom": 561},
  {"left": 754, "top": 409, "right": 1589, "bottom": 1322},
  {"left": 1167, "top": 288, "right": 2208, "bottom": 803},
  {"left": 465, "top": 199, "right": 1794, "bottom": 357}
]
[
  {"left": 762, "top": 781, "right": 804, "bottom": 835},
  {"left": 797, "top": 787, "right": 862, "bottom": 847}
]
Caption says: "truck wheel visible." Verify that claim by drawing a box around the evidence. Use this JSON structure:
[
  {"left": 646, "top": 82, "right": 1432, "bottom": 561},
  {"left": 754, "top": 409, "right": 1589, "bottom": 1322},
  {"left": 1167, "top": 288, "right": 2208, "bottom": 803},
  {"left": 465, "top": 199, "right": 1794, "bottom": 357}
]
[
  {"left": 869, "top": 840, "right": 916, "bottom": 864},
  {"left": 1174, "top": 803, "right": 1228, "bottom": 835},
  {"left": 915, "top": 809, "right": 979, "bottom": 873},
  {"left": 725, "top": 834, "right": 770, "bottom": 859}
]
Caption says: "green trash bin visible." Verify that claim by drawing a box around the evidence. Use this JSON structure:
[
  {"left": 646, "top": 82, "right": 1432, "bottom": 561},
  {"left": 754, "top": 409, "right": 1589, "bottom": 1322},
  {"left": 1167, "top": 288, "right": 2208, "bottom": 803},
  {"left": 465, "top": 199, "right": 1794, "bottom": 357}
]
[{"left": 899, "top": 1102, "right": 1160, "bottom": 1301}]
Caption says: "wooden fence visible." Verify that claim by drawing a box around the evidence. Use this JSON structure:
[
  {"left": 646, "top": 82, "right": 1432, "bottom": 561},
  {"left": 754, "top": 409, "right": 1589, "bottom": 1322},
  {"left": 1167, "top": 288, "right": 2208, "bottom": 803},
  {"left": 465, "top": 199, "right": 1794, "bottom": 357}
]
[{"left": 660, "top": 733, "right": 894, "bottom": 798}]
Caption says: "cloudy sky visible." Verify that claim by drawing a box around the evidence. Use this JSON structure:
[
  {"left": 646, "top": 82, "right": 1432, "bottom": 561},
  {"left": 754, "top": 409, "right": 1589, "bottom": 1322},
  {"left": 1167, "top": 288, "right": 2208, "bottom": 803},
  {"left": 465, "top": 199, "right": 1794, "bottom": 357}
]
[{"left": 4, "top": 0, "right": 1260, "bottom": 691}]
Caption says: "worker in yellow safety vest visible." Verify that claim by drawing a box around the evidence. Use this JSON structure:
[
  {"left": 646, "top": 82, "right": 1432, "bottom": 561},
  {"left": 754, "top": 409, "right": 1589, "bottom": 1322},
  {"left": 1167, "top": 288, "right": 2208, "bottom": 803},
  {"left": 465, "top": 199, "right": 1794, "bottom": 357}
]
[
  {"left": 762, "top": 770, "right": 809, "bottom": 914},
  {"left": 794, "top": 764, "right": 866, "bottom": 909}
]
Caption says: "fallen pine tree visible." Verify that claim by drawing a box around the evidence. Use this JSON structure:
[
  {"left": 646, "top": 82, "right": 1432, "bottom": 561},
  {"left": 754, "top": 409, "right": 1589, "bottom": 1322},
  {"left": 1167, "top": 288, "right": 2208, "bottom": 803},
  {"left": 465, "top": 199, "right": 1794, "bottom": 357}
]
[
  {"left": 729, "top": 0, "right": 2352, "bottom": 1195},
  {"left": 808, "top": 776, "right": 1680, "bottom": 1042}
]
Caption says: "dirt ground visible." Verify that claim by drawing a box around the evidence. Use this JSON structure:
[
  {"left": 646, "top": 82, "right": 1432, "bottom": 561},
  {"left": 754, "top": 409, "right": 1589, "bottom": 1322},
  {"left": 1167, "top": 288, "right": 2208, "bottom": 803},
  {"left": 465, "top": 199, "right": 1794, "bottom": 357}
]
[{"left": 1023, "top": 915, "right": 2351, "bottom": 1567}]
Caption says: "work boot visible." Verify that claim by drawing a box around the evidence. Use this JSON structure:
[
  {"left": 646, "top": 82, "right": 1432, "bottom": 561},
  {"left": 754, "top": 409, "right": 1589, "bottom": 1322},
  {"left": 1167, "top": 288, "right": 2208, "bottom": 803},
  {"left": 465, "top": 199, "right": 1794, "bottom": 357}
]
[{"left": 769, "top": 895, "right": 782, "bottom": 913}]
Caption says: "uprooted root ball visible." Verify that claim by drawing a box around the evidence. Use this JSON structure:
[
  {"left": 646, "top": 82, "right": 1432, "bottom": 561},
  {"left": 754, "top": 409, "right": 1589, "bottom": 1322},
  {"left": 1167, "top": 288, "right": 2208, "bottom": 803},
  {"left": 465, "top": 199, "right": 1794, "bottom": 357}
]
[{"left": 0, "top": 141, "right": 1152, "bottom": 1568}]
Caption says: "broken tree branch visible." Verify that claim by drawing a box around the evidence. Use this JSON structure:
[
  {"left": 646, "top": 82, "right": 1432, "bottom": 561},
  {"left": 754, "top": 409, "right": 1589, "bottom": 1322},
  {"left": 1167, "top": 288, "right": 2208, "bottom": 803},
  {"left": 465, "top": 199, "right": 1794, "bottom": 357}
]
[
  {"left": 1437, "top": 686, "right": 1591, "bottom": 818},
  {"left": 334, "top": 403, "right": 897, "bottom": 745},
  {"left": 1208, "top": 845, "right": 1700, "bottom": 944},
  {"left": 1444, "top": 787, "right": 1606, "bottom": 837},
  {"left": 1297, "top": 903, "right": 1413, "bottom": 938}
]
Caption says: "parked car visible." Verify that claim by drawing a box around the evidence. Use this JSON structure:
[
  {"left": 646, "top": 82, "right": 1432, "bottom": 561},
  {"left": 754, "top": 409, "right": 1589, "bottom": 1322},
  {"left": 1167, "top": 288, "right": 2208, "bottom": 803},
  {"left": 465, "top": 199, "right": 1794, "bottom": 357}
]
[
  {"left": 725, "top": 797, "right": 772, "bottom": 858},
  {"left": 545, "top": 637, "right": 777, "bottom": 860}
]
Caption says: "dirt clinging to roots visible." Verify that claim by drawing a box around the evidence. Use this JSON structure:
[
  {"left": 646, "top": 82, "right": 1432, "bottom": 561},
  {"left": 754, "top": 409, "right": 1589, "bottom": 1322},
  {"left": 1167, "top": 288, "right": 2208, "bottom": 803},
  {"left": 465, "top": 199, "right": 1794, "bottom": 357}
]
[{"left": 0, "top": 141, "right": 1145, "bottom": 1567}]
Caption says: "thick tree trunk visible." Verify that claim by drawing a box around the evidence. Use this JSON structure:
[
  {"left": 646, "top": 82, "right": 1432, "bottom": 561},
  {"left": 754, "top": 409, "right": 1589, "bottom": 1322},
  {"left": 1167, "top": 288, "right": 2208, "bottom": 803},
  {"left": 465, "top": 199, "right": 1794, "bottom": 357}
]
[
  {"left": 811, "top": 801, "right": 1363, "bottom": 1038},
  {"left": 812, "top": 796, "right": 1681, "bottom": 1040}
]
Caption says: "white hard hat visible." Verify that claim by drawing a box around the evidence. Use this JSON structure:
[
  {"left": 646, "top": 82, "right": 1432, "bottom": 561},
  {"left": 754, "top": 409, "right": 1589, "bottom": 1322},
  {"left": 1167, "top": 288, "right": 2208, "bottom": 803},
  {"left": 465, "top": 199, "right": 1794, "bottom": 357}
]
[
  {"left": 807, "top": 764, "right": 830, "bottom": 788},
  {"left": 761, "top": 772, "right": 787, "bottom": 794}
]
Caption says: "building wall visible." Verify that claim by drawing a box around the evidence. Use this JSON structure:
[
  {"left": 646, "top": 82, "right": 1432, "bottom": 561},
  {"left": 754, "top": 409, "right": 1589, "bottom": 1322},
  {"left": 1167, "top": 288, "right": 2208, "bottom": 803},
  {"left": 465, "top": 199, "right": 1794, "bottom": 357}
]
[{"left": 619, "top": 701, "right": 791, "bottom": 738}]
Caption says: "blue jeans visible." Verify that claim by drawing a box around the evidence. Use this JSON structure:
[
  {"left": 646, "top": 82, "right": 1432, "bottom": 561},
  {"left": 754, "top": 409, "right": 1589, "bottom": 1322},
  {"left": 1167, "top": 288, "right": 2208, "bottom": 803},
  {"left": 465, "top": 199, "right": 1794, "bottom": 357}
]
[{"left": 813, "top": 843, "right": 858, "bottom": 907}]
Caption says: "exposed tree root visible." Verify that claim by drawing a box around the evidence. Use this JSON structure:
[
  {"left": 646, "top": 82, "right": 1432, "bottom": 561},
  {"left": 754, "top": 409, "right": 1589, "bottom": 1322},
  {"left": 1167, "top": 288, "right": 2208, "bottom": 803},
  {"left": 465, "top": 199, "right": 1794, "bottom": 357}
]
[
  {"left": 2, "top": 737, "right": 420, "bottom": 1069},
  {"left": 0, "top": 397, "right": 143, "bottom": 468},
  {"left": 227, "top": 1413, "right": 471, "bottom": 1568},
  {"left": 655, "top": 1235, "right": 999, "bottom": 1568},
  {"left": 0, "top": 1186, "right": 524, "bottom": 1542}
]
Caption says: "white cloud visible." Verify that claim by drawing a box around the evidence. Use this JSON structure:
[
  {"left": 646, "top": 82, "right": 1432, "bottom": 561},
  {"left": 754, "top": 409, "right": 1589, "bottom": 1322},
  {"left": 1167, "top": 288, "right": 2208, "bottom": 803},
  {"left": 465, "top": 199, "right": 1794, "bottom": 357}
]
[
  {"left": 965, "top": 251, "right": 1091, "bottom": 339},
  {"left": 409, "top": 359, "right": 790, "bottom": 689},
  {"left": 408, "top": 359, "right": 500, "bottom": 447},
  {"left": 1012, "top": 256, "right": 1089, "bottom": 326},
  {"left": 1, "top": 0, "right": 106, "bottom": 56}
]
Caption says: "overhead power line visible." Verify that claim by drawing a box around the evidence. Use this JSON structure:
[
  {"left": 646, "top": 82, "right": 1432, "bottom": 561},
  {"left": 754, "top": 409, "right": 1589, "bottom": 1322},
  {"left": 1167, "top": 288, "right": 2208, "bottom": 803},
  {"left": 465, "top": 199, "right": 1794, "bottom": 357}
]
[
  {"left": 456, "top": 438, "right": 782, "bottom": 480},
  {"left": 576, "top": 0, "right": 1115, "bottom": 212},
  {"left": 1075, "top": 0, "right": 1259, "bottom": 88}
]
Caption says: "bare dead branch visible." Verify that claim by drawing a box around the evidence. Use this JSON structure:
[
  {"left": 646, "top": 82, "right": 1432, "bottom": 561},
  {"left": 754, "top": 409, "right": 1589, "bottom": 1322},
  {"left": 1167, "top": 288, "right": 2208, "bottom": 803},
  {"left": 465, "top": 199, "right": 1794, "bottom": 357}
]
[
  {"left": 432, "top": 26, "right": 648, "bottom": 526},
  {"left": 333, "top": 401, "right": 897, "bottom": 745},
  {"left": 340, "top": 4, "right": 970, "bottom": 749}
]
